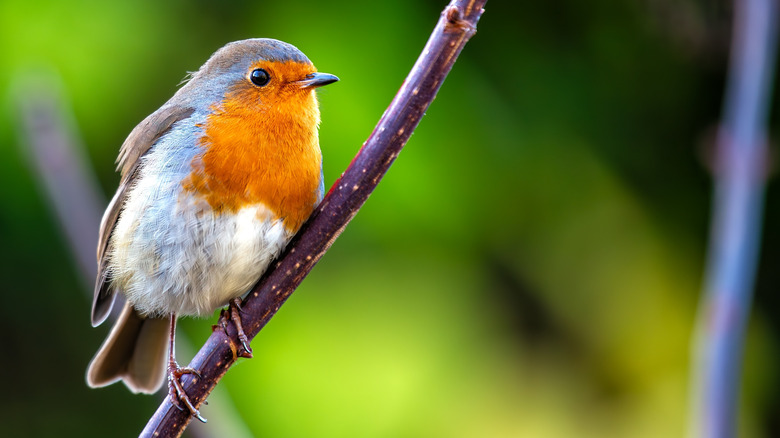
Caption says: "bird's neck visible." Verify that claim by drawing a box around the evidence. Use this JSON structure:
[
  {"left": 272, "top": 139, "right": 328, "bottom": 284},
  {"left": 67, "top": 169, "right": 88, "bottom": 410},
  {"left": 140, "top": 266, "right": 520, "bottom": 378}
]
[{"left": 182, "top": 95, "right": 323, "bottom": 233}]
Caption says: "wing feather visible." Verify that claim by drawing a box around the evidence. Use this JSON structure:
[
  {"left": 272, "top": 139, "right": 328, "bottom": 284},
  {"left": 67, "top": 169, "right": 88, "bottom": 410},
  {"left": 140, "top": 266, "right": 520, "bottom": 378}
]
[{"left": 91, "top": 104, "right": 196, "bottom": 326}]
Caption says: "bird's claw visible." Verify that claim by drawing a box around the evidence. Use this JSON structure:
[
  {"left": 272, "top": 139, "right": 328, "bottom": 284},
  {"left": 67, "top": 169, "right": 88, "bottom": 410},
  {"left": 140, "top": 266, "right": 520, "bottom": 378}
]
[
  {"left": 218, "top": 298, "right": 253, "bottom": 358},
  {"left": 168, "top": 362, "right": 207, "bottom": 423}
]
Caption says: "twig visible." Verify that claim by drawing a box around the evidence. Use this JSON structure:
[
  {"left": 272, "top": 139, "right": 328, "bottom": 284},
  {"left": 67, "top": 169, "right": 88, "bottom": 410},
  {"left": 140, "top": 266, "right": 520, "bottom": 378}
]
[
  {"left": 140, "top": 0, "right": 486, "bottom": 436},
  {"left": 690, "top": 0, "right": 778, "bottom": 437}
]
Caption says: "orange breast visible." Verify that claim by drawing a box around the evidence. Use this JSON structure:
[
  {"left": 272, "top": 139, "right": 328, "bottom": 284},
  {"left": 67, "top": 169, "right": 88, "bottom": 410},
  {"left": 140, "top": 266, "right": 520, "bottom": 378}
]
[{"left": 182, "top": 80, "right": 322, "bottom": 233}]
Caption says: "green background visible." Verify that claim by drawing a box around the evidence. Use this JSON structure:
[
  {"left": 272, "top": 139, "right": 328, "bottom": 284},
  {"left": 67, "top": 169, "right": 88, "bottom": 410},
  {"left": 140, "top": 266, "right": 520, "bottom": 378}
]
[{"left": 1, "top": 0, "right": 778, "bottom": 437}]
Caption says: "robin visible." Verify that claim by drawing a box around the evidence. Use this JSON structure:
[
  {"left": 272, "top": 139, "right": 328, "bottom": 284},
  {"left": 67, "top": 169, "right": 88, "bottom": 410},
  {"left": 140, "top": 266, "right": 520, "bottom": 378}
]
[{"left": 86, "top": 38, "right": 338, "bottom": 420}]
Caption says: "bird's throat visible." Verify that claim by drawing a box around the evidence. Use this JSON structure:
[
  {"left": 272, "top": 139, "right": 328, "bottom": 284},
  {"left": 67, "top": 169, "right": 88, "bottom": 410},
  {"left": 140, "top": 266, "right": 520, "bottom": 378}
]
[{"left": 182, "top": 95, "right": 322, "bottom": 233}]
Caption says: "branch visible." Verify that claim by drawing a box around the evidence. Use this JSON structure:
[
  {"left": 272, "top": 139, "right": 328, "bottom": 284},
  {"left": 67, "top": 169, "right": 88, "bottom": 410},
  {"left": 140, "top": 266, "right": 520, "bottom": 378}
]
[
  {"left": 141, "top": 1, "right": 486, "bottom": 436},
  {"left": 690, "top": 0, "right": 778, "bottom": 437}
]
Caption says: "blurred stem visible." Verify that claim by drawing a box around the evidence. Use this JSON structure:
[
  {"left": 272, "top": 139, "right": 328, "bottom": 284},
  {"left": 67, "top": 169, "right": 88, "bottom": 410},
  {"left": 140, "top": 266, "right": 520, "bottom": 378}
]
[
  {"left": 15, "top": 74, "right": 105, "bottom": 287},
  {"left": 140, "top": 0, "right": 486, "bottom": 436},
  {"left": 691, "top": 1, "right": 778, "bottom": 437}
]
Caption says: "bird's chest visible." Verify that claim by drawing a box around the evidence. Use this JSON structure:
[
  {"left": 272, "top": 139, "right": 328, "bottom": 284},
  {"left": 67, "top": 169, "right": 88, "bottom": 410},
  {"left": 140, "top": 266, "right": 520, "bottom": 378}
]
[
  {"left": 182, "top": 105, "right": 323, "bottom": 233},
  {"left": 109, "top": 110, "right": 322, "bottom": 317},
  {"left": 112, "top": 174, "right": 292, "bottom": 316}
]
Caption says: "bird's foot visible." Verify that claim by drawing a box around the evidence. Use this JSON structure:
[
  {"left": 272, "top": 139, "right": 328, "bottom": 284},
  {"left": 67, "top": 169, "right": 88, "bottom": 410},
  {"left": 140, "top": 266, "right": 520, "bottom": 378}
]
[
  {"left": 217, "top": 298, "right": 253, "bottom": 359},
  {"left": 168, "top": 361, "right": 207, "bottom": 423}
]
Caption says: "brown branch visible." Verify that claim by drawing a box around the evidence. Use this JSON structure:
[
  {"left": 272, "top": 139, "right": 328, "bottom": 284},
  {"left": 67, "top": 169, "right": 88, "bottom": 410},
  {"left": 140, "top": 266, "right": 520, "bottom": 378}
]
[{"left": 141, "top": 1, "right": 486, "bottom": 436}]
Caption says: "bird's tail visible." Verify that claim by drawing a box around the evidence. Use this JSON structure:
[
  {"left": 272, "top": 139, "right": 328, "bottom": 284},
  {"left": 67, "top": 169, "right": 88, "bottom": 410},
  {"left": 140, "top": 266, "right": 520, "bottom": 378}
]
[{"left": 86, "top": 302, "right": 169, "bottom": 394}]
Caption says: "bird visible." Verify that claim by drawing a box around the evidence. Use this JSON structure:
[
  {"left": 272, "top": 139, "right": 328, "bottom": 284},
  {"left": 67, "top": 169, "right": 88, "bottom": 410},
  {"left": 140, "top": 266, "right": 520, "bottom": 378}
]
[{"left": 86, "top": 38, "right": 338, "bottom": 421}]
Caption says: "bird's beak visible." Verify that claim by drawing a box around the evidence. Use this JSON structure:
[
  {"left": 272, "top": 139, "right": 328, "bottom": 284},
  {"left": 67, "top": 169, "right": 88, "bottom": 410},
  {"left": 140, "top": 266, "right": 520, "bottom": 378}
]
[{"left": 297, "top": 72, "right": 339, "bottom": 89}]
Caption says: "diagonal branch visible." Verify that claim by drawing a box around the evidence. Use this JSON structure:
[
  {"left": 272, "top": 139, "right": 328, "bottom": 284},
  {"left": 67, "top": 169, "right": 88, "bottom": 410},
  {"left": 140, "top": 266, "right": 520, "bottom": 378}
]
[{"left": 141, "top": 1, "right": 486, "bottom": 436}]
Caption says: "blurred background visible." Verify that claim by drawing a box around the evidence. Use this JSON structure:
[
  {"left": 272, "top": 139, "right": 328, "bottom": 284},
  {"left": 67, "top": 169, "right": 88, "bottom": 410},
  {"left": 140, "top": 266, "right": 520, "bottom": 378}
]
[{"left": 1, "top": 0, "right": 778, "bottom": 437}]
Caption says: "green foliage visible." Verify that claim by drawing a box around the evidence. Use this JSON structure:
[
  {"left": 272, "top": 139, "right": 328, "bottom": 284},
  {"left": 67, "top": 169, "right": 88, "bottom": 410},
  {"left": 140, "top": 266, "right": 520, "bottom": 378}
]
[{"left": 1, "top": 0, "right": 778, "bottom": 437}]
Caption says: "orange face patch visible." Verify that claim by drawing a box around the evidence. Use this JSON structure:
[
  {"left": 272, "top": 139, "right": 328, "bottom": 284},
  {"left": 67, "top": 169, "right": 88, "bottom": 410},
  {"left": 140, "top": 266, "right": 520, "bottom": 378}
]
[{"left": 182, "top": 61, "right": 323, "bottom": 233}]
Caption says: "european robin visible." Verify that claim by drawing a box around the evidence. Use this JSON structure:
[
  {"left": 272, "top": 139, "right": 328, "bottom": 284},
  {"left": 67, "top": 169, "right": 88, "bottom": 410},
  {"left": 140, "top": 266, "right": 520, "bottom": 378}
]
[{"left": 86, "top": 38, "right": 338, "bottom": 419}]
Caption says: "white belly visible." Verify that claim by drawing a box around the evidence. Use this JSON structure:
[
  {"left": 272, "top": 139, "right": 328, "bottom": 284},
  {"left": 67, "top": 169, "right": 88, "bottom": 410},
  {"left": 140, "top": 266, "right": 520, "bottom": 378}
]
[{"left": 109, "top": 186, "right": 291, "bottom": 317}]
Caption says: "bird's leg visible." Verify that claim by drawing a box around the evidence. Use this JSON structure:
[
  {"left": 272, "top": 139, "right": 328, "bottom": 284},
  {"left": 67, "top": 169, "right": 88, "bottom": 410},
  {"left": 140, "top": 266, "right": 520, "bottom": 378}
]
[
  {"left": 167, "top": 314, "right": 207, "bottom": 423},
  {"left": 216, "top": 298, "right": 253, "bottom": 359}
]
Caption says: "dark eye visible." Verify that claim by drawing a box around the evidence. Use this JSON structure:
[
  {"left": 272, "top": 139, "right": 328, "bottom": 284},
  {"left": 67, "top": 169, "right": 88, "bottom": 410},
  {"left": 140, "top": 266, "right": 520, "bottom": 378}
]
[{"left": 250, "top": 69, "right": 270, "bottom": 86}]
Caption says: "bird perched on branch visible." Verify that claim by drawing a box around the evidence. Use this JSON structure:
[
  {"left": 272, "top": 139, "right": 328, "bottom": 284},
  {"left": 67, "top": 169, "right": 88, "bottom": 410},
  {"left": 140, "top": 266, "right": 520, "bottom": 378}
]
[{"left": 86, "top": 38, "right": 338, "bottom": 421}]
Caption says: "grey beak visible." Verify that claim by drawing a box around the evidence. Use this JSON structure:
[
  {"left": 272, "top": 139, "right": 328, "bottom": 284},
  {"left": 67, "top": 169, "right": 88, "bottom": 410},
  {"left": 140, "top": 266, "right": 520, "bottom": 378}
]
[{"left": 298, "top": 72, "right": 339, "bottom": 89}]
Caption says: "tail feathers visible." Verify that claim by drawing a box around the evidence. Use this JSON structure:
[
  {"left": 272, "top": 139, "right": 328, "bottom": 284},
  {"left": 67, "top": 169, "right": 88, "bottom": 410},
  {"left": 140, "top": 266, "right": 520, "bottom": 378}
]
[{"left": 86, "top": 303, "right": 169, "bottom": 394}]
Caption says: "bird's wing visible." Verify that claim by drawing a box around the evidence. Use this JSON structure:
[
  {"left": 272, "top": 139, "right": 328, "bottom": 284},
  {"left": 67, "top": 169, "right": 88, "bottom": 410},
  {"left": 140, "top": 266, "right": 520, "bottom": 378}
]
[{"left": 91, "top": 104, "right": 196, "bottom": 326}]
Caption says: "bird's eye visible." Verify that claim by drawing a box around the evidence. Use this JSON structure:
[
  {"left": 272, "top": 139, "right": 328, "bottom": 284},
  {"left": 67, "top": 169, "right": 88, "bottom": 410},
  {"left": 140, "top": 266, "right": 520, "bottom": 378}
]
[{"left": 250, "top": 69, "right": 270, "bottom": 86}]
